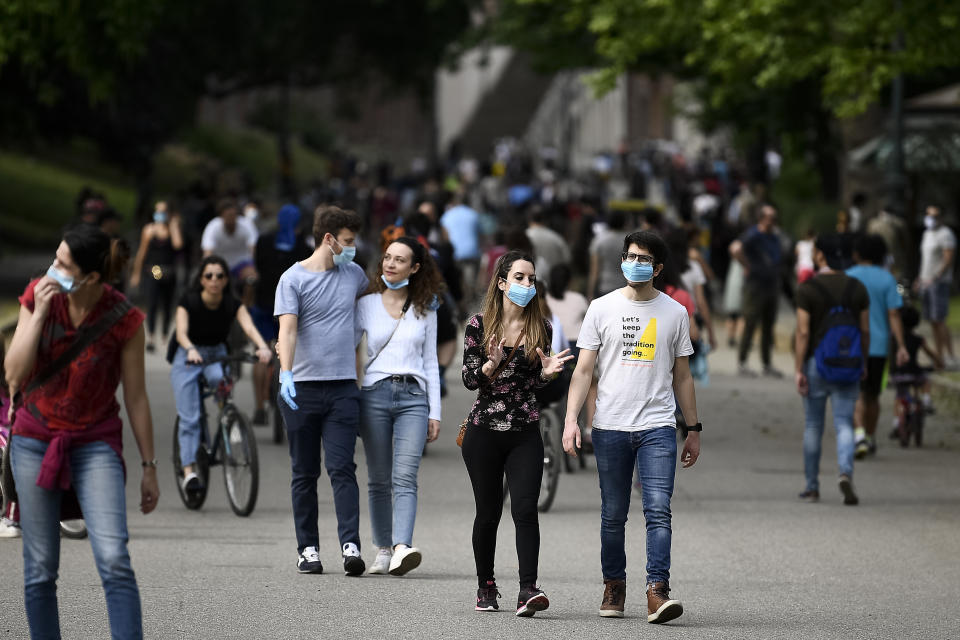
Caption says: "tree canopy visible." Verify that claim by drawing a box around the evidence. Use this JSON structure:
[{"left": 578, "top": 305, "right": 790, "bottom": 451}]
[{"left": 495, "top": 0, "right": 960, "bottom": 118}]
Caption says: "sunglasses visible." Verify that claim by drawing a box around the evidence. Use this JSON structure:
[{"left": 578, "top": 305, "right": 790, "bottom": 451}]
[{"left": 202, "top": 272, "right": 226, "bottom": 281}]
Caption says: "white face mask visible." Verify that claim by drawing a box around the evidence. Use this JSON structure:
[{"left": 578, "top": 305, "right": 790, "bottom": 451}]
[
  {"left": 245, "top": 207, "right": 259, "bottom": 221},
  {"left": 924, "top": 215, "right": 938, "bottom": 230}
]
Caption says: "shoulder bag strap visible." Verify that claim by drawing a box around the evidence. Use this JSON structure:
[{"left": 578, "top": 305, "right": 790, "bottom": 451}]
[
  {"left": 364, "top": 296, "right": 412, "bottom": 373},
  {"left": 488, "top": 328, "right": 526, "bottom": 383},
  {"left": 839, "top": 277, "right": 858, "bottom": 310},
  {"left": 24, "top": 300, "right": 132, "bottom": 395}
]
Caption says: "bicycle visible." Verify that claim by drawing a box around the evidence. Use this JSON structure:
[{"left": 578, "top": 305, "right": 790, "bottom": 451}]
[
  {"left": 890, "top": 370, "right": 930, "bottom": 448},
  {"left": 172, "top": 353, "right": 260, "bottom": 516}
]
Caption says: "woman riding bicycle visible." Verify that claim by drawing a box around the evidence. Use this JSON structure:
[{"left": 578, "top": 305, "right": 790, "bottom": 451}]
[
  {"left": 356, "top": 237, "right": 445, "bottom": 576},
  {"left": 460, "top": 250, "right": 571, "bottom": 616},
  {"left": 4, "top": 224, "right": 159, "bottom": 638},
  {"left": 169, "top": 255, "right": 271, "bottom": 493}
]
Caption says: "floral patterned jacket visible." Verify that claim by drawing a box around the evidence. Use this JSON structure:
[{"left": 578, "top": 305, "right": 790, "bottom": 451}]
[{"left": 461, "top": 313, "right": 552, "bottom": 431}]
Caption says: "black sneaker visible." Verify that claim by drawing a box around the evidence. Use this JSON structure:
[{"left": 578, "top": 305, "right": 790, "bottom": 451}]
[
  {"left": 297, "top": 546, "right": 323, "bottom": 574},
  {"left": 516, "top": 585, "right": 549, "bottom": 617},
  {"left": 797, "top": 489, "right": 819, "bottom": 502},
  {"left": 342, "top": 543, "right": 365, "bottom": 576},
  {"left": 838, "top": 475, "right": 859, "bottom": 506},
  {"left": 181, "top": 472, "right": 202, "bottom": 494},
  {"left": 476, "top": 581, "right": 501, "bottom": 612},
  {"left": 252, "top": 408, "right": 267, "bottom": 425}
]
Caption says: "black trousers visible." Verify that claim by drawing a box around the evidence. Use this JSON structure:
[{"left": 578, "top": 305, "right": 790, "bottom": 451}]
[
  {"left": 461, "top": 424, "right": 543, "bottom": 587},
  {"left": 738, "top": 283, "right": 779, "bottom": 367},
  {"left": 146, "top": 273, "right": 176, "bottom": 337}
]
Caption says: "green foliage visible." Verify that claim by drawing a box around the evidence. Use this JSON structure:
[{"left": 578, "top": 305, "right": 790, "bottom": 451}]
[
  {"left": 0, "top": 150, "right": 135, "bottom": 245},
  {"left": 247, "top": 100, "right": 335, "bottom": 155},
  {"left": 176, "top": 126, "right": 328, "bottom": 191},
  {"left": 496, "top": 0, "right": 960, "bottom": 118}
]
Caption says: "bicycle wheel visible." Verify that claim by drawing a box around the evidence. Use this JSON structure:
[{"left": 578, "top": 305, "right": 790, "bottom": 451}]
[
  {"left": 896, "top": 405, "right": 910, "bottom": 448},
  {"left": 221, "top": 406, "right": 259, "bottom": 516},
  {"left": 173, "top": 417, "right": 210, "bottom": 510},
  {"left": 59, "top": 519, "right": 88, "bottom": 539},
  {"left": 538, "top": 411, "right": 562, "bottom": 512}
]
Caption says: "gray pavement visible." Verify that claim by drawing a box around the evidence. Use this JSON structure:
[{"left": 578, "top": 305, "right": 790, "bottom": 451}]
[{"left": 1, "top": 341, "right": 959, "bottom": 639}]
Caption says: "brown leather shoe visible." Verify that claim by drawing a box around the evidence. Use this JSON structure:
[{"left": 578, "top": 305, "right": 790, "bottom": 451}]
[
  {"left": 599, "top": 579, "right": 626, "bottom": 618},
  {"left": 647, "top": 581, "right": 683, "bottom": 624}
]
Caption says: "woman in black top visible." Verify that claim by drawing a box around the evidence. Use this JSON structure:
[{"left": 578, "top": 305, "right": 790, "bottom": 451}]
[
  {"left": 130, "top": 201, "right": 184, "bottom": 352},
  {"left": 461, "top": 250, "right": 571, "bottom": 617},
  {"left": 169, "top": 255, "right": 271, "bottom": 493}
]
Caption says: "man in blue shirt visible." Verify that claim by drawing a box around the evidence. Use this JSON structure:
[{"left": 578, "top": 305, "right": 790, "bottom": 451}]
[
  {"left": 846, "top": 234, "right": 909, "bottom": 457},
  {"left": 440, "top": 193, "right": 481, "bottom": 312},
  {"left": 276, "top": 206, "right": 369, "bottom": 576}
]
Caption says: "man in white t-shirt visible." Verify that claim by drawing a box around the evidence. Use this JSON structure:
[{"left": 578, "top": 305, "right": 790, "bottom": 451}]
[
  {"left": 202, "top": 198, "right": 259, "bottom": 304},
  {"left": 564, "top": 231, "right": 701, "bottom": 624},
  {"left": 916, "top": 205, "right": 957, "bottom": 368}
]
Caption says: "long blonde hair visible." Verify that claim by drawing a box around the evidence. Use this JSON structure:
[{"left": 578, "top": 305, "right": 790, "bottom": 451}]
[{"left": 480, "top": 251, "right": 549, "bottom": 364}]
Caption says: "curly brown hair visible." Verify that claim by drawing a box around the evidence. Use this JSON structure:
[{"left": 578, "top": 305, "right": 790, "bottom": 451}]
[
  {"left": 313, "top": 205, "right": 362, "bottom": 246},
  {"left": 367, "top": 237, "right": 446, "bottom": 317}
]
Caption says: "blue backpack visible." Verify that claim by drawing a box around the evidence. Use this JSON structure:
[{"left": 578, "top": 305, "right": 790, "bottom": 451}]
[{"left": 809, "top": 278, "right": 863, "bottom": 384}]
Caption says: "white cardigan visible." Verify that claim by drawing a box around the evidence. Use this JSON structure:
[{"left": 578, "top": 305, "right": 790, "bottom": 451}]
[{"left": 356, "top": 293, "right": 441, "bottom": 421}]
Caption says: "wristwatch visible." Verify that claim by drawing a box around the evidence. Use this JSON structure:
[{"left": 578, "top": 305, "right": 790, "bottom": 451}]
[
  {"left": 141, "top": 459, "right": 158, "bottom": 468},
  {"left": 686, "top": 422, "right": 703, "bottom": 432}
]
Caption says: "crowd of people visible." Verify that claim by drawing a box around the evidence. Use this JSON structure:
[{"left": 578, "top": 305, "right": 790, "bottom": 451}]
[{"left": 0, "top": 139, "right": 957, "bottom": 636}]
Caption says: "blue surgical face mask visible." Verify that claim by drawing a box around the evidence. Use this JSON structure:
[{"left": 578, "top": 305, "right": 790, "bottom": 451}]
[
  {"left": 503, "top": 280, "right": 537, "bottom": 308},
  {"left": 153, "top": 211, "right": 168, "bottom": 224},
  {"left": 621, "top": 261, "right": 655, "bottom": 283},
  {"left": 332, "top": 240, "right": 356, "bottom": 266},
  {"left": 381, "top": 274, "right": 409, "bottom": 290},
  {"left": 46, "top": 263, "right": 82, "bottom": 293}
]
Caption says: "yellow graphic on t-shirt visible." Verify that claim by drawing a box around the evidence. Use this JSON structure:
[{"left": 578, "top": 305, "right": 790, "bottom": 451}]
[{"left": 628, "top": 318, "right": 657, "bottom": 361}]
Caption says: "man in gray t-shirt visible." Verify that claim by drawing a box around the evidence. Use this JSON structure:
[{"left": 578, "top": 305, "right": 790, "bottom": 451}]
[{"left": 275, "top": 206, "right": 369, "bottom": 576}]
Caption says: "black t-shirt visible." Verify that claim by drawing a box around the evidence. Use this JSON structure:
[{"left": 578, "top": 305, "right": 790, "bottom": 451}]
[
  {"left": 796, "top": 272, "right": 869, "bottom": 360},
  {"left": 253, "top": 233, "right": 311, "bottom": 312},
  {"left": 178, "top": 290, "right": 240, "bottom": 346}
]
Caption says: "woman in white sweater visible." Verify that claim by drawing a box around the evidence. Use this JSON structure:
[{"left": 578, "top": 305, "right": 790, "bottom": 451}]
[{"left": 356, "top": 237, "right": 445, "bottom": 576}]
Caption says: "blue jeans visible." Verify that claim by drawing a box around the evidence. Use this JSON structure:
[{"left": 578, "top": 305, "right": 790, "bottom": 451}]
[
  {"left": 170, "top": 344, "right": 227, "bottom": 467},
  {"left": 802, "top": 357, "right": 857, "bottom": 492},
  {"left": 593, "top": 426, "right": 677, "bottom": 585},
  {"left": 11, "top": 436, "right": 141, "bottom": 640},
  {"left": 358, "top": 377, "right": 429, "bottom": 548},
  {"left": 279, "top": 380, "right": 361, "bottom": 553}
]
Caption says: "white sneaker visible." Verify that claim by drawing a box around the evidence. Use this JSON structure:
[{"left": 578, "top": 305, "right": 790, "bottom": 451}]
[
  {"left": 368, "top": 547, "right": 393, "bottom": 575},
  {"left": 0, "top": 517, "right": 21, "bottom": 538},
  {"left": 389, "top": 545, "right": 422, "bottom": 576}
]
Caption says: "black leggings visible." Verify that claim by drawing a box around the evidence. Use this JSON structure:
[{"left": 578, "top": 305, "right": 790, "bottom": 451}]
[
  {"left": 461, "top": 424, "right": 543, "bottom": 587},
  {"left": 146, "top": 274, "right": 176, "bottom": 337}
]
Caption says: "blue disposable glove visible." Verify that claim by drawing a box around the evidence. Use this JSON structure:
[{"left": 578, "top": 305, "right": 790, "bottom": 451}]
[{"left": 279, "top": 370, "right": 299, "bottom": 410}]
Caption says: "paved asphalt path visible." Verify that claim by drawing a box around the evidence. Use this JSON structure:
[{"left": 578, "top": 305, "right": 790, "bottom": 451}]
[{"left": 1, "top": 344, "right": 958, "bottom": 639}]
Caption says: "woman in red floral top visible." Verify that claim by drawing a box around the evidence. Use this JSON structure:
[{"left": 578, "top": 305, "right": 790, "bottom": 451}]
[
  {"left": 4, "top": 224, "right": 158, "bottom": 639},
  {"left": 461, "top": 250, "right": 572, "bottom": 617}
]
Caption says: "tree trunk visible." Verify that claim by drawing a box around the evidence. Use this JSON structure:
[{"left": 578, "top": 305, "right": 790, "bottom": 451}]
[
  {"left": 812, "top": 107, "right": 841, "bottom": 202},
  {"left": 277, "top": 79, "right": 294, "bottom": 200},
  {"left": 133, "top": 154, "right": 155, "bottom": 226}
]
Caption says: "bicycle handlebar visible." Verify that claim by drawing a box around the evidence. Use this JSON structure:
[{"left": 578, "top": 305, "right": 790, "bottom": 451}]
[{"left": 187, "top": 353, "right": 260, "bottom": 366}]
